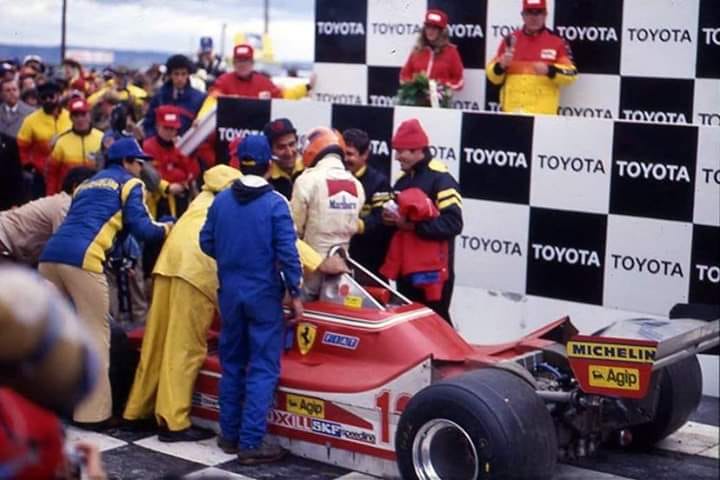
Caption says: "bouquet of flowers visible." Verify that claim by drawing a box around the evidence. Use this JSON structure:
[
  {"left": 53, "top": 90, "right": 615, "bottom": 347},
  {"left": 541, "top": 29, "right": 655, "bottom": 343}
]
[{"left": 397, "top": 73, "right": 453, "bottom": 108}]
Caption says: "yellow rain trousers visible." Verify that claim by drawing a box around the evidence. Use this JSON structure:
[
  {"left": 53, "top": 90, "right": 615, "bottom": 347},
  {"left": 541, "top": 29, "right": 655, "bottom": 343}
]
[{"left": 123, "top": 165, "right": 241, "bottom": 431}]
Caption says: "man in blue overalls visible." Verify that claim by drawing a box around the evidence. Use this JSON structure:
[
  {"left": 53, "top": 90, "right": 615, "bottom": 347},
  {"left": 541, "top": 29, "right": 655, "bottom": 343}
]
[{"left": 199, "top": 142, "right": 302, "bottom": 464}]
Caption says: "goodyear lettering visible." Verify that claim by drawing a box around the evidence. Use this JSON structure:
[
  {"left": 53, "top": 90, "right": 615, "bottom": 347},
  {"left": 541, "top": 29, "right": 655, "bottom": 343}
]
[
  {"left": 589, "top": 365, "right": 640, "bottom": 391},
  {"left": 568, "top": 341, "right": 656, "bottom": 363},
  {"left": 322, "top": 331, "right": 360, "bottom": 350},
  {"left": 447, "top": 24, "right": 484, "bottom": 39},
  {"left": 557, "top": 106, "right": 614, "bottom": 118},
  {"left": 702, "top": 28, "right": 720, "bottom": 46},
  {"left": 697, "top": 264, "right": 720, "bottom": 284},
  {"left": 538, "top": 154, "right": 606, "bottom": 174},
  {"left": 531, "top": 244, "right": 602, "bottom": 268},
  {"left": 702, "top": 168, "right": 720, "bottom": 185},
  {"left": 316, "top": 22, "right": 365, "bottom": 36},
  {"left": 698, "top": 113, "right": 720, "bottom": 126},
  {"left": 286, "top": 394, "right": 325, "bottom": 418},
  {"left": 460, "top": 235, "right": 523, "bottom": 256},
  {"left": 464, "top": 148, "right": 528, "bottom": 168},
  {"left": 611, "top": 254, "right": 684, "bottom": 278},
  {"left": 370, "top": 139, "right": 390, "bottom": 156},
  {"left": 369, "top": 95, "right": 397, "bottom": 107},
  {"left": 429, "top": 145, "right": 457, "bottom": 162},
  {"left": 556, "top": 26, "right": 618, "bottom": 42},
  {"left": 452, "top": 99, "right": 482, "bottom": 111},
  {"left": 628, "top": 28, "right": 692, "bottom": 43},
  {"left": 615, "top": 160, "right": 691, "bottom": 182},
  {"left": 218, "top": 127, "right": 260, "bottom": 142},
  {"left": 621, "top": 110, "right": 688, "bottom": 124},
  {"left": 311, "top": 419, "right": 343, "bottom": 438},
  {"left": 314, "top": 93, "right": 364, "bottom": 105},
  {"left": 73, "top": 178, "right": 119, "bottom": 195},
  {"left": 371, "top": 22, "right": 421, "bottom": 35},
  {"left": 490, "top": 25, "right": 520, "bottom": 37}
]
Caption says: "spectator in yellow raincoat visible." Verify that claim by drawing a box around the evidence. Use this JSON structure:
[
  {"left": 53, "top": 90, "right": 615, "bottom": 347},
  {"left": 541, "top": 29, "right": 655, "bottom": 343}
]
[{"left": 123, "top": 162, "right": 348, "bottom": 442}]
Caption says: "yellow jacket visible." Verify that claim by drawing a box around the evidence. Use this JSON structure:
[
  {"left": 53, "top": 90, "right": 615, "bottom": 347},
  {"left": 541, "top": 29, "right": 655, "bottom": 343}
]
[
  {"left": 487, "top": 28, "right": 577, "bottom": 115},
  {"left": 16, "top": 109, "right": 72, "bottom": 171},
  {"left": 47, "top": 128, "right": 103, "bottom": 194},
  {"left": 153, "top": 165, "right": 322, "bottom": 303}
]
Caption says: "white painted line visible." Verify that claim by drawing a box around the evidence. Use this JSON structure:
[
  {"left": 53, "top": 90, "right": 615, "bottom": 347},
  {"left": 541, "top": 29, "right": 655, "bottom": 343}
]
[
  {"left": 134, "top": 435, "right": 235, "bottom": 466},
  {"left": 335, "top": 472, "right": 381, "bottom": 480},
  {"left": 184, "top": 467, "right": 254, "bottom": 479},
  {"left": 555, "top": 464, "right": 632, "bottom": 480},
  {"left": 65, "top": 426, "right": 127, "bottom": 452},
  {"left": 656, "top": 421, "right": 720, "bottom": 459}
]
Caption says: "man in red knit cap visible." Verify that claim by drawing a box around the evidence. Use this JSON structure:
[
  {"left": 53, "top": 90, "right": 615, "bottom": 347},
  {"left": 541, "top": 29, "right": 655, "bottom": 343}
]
[{"left": 383, "top": 118, "right": 463, "bottom": 325}]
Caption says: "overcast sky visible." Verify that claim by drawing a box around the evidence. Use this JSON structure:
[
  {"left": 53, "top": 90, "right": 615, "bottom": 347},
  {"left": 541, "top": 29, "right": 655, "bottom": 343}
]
[{"left": 0, "top": 0, "right": 315, "bottom": 61}]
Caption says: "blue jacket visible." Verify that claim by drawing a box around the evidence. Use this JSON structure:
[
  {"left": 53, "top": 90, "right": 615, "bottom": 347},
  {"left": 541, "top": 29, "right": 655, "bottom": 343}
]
[
  {"left": 41, "top": 164, "right": 168, "bottom": 273},
  {"left": 199, "top": 176, "right": 302, "bottom": 300},
  {"left": 143, "top": 81, "right": 206, "bottom": 138}
]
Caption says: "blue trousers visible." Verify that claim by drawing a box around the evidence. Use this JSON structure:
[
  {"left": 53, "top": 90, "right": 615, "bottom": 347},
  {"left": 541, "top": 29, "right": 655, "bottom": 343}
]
[{"left": 217, "top": 292, "right": 284, "bottom": 448}]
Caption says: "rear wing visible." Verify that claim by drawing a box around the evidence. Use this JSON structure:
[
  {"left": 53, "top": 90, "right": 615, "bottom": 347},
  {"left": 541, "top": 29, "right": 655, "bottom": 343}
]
[{"left": 566, "top": 317, "right": 719, "bottom": 399}]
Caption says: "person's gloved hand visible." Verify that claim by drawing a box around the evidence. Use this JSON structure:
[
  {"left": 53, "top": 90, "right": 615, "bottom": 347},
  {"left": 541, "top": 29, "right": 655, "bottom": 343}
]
[{"left": 317, "top": 255, "right": 350, "bottom": 275}]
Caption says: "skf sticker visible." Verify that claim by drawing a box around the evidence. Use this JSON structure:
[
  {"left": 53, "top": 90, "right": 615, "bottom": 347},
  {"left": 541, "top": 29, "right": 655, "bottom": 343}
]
[
  {"left": 287, "top": 394, "right": 325, "bottom": 418},
  {"left": 588, "top": 365, "right": 640, "bottom": 391},
  {"left": 540, "top": 49, "right": 557, "bottom": 60},
  {"left": 567, "top": 341, "right": 656, "bottom": 364},
  {"left": 296, "top": 322, "right": 317, "bottom": 355},
  {"left": 322, "top": 331, "right": 360, "bottom": 350}
]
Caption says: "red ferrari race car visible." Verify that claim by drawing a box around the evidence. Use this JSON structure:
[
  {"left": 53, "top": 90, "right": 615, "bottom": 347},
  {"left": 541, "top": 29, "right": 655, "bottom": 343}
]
[{"left": 190, "top": 253, "right": 720, "bottom": 480}]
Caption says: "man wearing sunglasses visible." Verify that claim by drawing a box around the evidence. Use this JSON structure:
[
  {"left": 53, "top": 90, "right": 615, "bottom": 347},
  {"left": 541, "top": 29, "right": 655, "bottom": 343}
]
[
  {"left": 16, "top": 81, "right": 72, "bottom": 199},
  {"left": 487, "top": 0, "right": 577, "bottom": 115}
]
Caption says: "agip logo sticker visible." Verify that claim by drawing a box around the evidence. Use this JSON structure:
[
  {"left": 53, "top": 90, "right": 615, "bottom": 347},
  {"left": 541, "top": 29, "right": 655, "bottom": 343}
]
[
  {"left": 286, "top": 394, "right": 325, "bottom": 419},
  {"left": 588, "top": 365, "right": 640, "bottom": 391}
]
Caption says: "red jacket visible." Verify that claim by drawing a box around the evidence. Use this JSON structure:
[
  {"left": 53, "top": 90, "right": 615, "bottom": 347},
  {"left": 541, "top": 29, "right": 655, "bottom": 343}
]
[
  {"left": 211, "top": 71, "right": 282, "bottom": 98},
  {"left": 400, "top": 44, "right": 464, "bottom": 90},
  {"left": 0, "top": 388, "right": 64, "bottom": 480},
  {"left": 380, "top": 188, "right": 448, "bottom": 301},
  {"left": 143, "top": 136, "right": 199, "bottom": 184}
]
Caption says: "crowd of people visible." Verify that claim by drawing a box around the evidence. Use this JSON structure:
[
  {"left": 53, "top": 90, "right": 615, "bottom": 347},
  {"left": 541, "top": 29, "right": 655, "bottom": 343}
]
[{"left": 0, "top": 0, "right": 578, "bottom": 475}]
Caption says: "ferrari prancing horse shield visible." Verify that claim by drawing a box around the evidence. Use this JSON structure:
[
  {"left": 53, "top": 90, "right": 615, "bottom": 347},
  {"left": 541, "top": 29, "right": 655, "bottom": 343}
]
[{"left": 297, "top": 322, "right": 317, "bottom": 355}]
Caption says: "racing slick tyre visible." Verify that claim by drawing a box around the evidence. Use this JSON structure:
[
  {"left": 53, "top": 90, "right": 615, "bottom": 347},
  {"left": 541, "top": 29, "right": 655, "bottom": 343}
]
[
  {"left": 395, "top": 368, "right": 557, "bottom": 480},
  {"left": 629, "top": 355, "right": 702, "bottom": 448}
]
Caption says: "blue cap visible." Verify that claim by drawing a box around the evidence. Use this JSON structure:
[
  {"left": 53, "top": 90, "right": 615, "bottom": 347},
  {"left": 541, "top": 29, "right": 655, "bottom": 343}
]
[
  {"left": 107, "top": 137, "right": 152, "bottom": 162},
  {"left": 237, "top": 134, "right": 272, "bottom": 167},
  {"left": 200, "top": 36, "right": 213, "bottom": 52}
]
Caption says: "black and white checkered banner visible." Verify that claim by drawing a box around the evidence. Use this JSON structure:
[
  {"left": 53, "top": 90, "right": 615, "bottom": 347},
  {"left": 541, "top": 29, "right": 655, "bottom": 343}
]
[
  {"left": 312, "top": 0, "right": 720, "bottom": 127},
  {"left": 217, "top": 97, "right": 719, "bottom": 316}
]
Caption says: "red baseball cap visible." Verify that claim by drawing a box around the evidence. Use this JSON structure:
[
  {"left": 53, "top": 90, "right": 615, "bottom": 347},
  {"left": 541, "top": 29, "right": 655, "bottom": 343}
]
[
  {"left": 233, "top": 43, "right": 254, "bottom": 62},
  {"left": 424, "top": 9, "right": 448, "bottom": 29},
  {"left": 156, "top": 105, "right": 182, "bottom": 129},
  {"left": 68, "top": 98, "right": 89, "bottom": 114},
  {"left": 523, "top": 0, "right": 547, "bottom": 11},
  {"left": 392, "top": 119, "right": 429, "bottom": 150}
]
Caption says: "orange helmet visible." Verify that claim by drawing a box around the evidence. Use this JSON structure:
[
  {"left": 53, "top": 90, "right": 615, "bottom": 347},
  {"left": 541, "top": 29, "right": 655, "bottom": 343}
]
[{"left": 302, "top": 127, "right": 346, "bottom": 168}]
